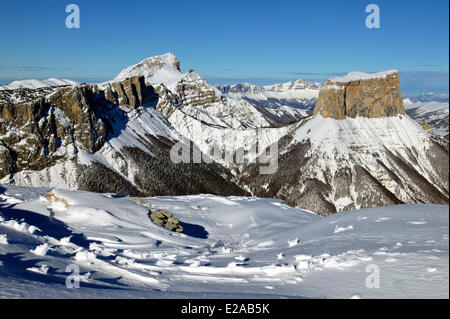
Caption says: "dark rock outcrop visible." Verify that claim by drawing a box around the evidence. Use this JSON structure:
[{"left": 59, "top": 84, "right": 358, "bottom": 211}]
[
  {"left": 149, "top": 209, "right": 183, "bottom": 232},
  {"left": 103, "top": 76, "right": 157, "bottom": 108}
]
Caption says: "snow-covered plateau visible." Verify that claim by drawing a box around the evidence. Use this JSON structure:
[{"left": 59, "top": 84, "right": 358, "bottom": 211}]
[
  {"left": 0, "top": 78, "right": 79, "bottom": 90},
  {"left": 0, "top": 53, "right": 448, "bottom": 216},
  {"left": 0, "top": 185, "right": 448, "bottom": 299}
]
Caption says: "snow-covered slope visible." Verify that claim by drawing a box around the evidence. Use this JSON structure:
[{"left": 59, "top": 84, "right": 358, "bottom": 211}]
[
  {"left": 239, "top": 114, "right": 449, "bottom": 215},
  {"left": 404, "top": 99, "right": 449, "bottom": 139},
  {"left": 111, "top": 53, "right": 281, "bottom": 129},
  {"left": 217, "top": 79, "right": 322, "bottom": 124},
  {"left": 0, "top": 76, "right": 245, "bottom": 197},
  {"left": 0, "top": 186, "right": 447, "bottom": 298},
  {"left": 114, "top": 53, "right": 183, "bottom": 92},
  {"left": 407, "top": 92, "right": 449, "bottom": 103},
  {"left": 0, "top": 78, "right": 79, "bottom": 90},
  {"left": 329, "top": 70, "right": 398, "bottom": 83},
  {"left": 0, "top": 54, "right": 447, "bottom": 217}
]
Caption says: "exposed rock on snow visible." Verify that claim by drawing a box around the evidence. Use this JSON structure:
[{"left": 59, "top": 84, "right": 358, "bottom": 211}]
[
  {"left": 217, "top": 79, "right": 322, "bottom": 125},
  {"left": 43, "top": 191, "right": 71, "bottom": 209},
  {"left": 149, "top": 209, "right": 183, "bottom": 233}
]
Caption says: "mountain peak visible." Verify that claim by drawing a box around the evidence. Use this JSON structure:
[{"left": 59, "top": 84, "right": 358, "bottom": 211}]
[
  {"left": 114, "top": 53, "right": 181, "bottom": 82},
  {"left": 141, "top": 52, "right": 181, "bottom": 71}
]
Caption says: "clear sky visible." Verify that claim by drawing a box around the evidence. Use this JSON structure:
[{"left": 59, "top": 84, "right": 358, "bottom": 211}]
[{"left": 0, "top": 0, "right": 448, "bottom": 95}]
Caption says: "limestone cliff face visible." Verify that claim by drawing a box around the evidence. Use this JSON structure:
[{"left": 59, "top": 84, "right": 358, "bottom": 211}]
[
  {"left": 175, "top": 70, "right": 221, "bottom": 108},
  {"left": 113, "top": 52, "right": 181, "bottom": 82},
  {"left": 0, "top": 73, "right": 247, "bottom": 198},
  {"left": 103, "top": 76, "right": 157, "bottom": 108},
  {"left": 314, "top": 71, "right": 405, "bottom": 119},
  {"left": 0, "top": 76, "right": 158, "bottom": 179}
]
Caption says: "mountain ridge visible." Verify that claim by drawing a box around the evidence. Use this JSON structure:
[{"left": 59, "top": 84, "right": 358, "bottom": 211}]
[
  {"left": 0, "top": 78, "right": 79, "bottom": 90},
  {"left": 0, "top": 53, "right": 448, "bottom": 215}
]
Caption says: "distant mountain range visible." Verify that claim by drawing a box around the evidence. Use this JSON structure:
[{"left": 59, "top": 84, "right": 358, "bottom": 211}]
[
  {"left": 216, "top": 79, "right": 322, "bottom": 124},
  {"left": 0, "top": 53, "right": 448, "bottom": 215},
  {"left": 407, "top": 92, "right": 449, "bottom": 103},
  {"left": 1, "top": 69, "right": 447, "bottom": 139}
]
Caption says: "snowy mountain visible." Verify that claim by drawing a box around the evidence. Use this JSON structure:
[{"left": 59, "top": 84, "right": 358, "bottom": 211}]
[
  {"left": 407, "top": 92, "right": 449, "bottom": 103},
  {"left": 404, "top": 98, "right": 449, "bottom": 139},
  {"left": 217, "top": 79, "right": 322, "bottom": 124},
  {"left": 112, "top": 53, "right": 304, "bottom": 129},
  {"left": 186, "top": 70, "right": 449, "bottom": 215},
  {"left": 239, "top": 114, "right": 448, "bottom": 215},
  {"left": 0, "top": 78, "right": 79, "bottom": 90},
  {"left": 217, "top": 79, "right": 322, "bottom": 110},
  {"left": 114, "top": 53, "right": 183, "bottom": 91},
  {"left": 0, "top": 54, "right": 448, "bottom": 216},
  {"left": 0, "top": 76, "right": 243, "bottom": 197},
  {"left": 0, "top": 55, "right": 449, "bottom": 299},
  {"left": 0, "top": 186, "right": 448, "bottom": 298}
]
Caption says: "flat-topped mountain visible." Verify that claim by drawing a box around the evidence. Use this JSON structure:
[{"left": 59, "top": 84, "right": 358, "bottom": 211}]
[
  {"left": 0, "top": 55, "right": 447, "bottom": 215},
  {"left": 237, "top": 71, "right": 448, "bottom": 215},
  {"left": 314, "top": 70, "right": 405, "bottom": 119}
]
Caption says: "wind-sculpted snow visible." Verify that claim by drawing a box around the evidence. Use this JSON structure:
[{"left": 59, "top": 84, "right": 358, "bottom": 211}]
[{"left": 0, "top": 186, "right": 448, "bottom": 298}]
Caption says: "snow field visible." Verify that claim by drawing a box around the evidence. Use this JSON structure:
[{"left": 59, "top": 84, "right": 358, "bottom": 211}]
[{"left": 0, "top": 186, "right": 448, "bottom": 298}]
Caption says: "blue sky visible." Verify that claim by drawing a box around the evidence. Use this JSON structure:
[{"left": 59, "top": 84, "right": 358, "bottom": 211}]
[{"left": 0, "top": 0, "right": 448, "bottom": 95}]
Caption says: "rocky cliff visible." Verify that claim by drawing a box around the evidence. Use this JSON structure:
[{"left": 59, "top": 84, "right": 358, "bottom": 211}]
[
  {"left": 175, "top": 70, "right": 222, "bottom": 107},
  {"left": 314, "top": 70, "right": 405, "bottom": 119},
  {"left": 0, "top": 72, "right": 246, "bottom": 198},
  {"left": 236, "top": 71, "right": 448, "bottom": 215},
  {"left": 0, "top": 56, "right": 447, "bottom": 216},
  {"left": 0, "top": 76, "right": 159, "bottom": 179}
]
